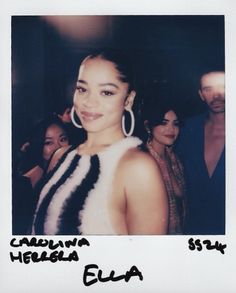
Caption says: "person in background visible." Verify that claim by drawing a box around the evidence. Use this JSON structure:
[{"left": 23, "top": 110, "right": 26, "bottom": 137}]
[
  {"left": 19, "top": 115, "right": 70, "bottom": 187},
  {"left": 176, "top": 69, "right": 225, "bottom": 234},
  {"left": 57, "top": 106, "right": 72, "bottom": 123},
  {"left": 31, "top": 49, "right": 168, "bottom": 235},
  {"left": 143, "top": 99, "right": 186, "bottom": 234},
  {"left": 54, "top": 102, "right": 86, "bottom": 146},
  {"left": 13, "top": 115, "right": 70, "bottom": 234}
]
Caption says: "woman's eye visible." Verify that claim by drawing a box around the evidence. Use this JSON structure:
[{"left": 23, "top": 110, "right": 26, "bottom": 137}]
[
  {"left": 160, "top": 121, "right": 167, "bottom": 126},
  {"left": 60, "top": 136, "right": 68, "bottom": 143},
  {"left": 101, "top": 90, "right": 114, "bottom": 96},
  {"left": 76, "top": 86, "right": 86, "bottom": 93},
  {"left": 44, "top": 141, "right": 52, "bottom": 146},
  {"left": 174, "top": 121, "right": 180, "bottom": 127}
]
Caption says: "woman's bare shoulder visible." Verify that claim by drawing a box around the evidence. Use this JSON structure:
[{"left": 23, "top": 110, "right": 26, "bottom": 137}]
[
  {"left": 116, "top": 147, "right": 163, "bottom": 191},
  {"left": 117, "top": 147, "right": 168, "bottom": 234},
  {"left": 47, "top": 145, "right": 73, "bottom": 172},
  {"left": 120, "top": 147, "right": 159, "bottom": 174}
]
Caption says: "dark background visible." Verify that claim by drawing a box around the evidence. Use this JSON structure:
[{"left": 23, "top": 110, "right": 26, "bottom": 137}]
[{"left": 12, "top": 15, "right": 225, "bottom": 164}]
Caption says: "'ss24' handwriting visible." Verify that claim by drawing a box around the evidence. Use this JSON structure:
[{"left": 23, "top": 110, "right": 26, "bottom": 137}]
[{"left": 188, "top": 238, "right": 227, "bottom": 255}]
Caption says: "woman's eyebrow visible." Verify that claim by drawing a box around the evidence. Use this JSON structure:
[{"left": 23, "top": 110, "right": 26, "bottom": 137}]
[
  {"left": 99, "top": 82, "right": 119, "bottom": 89},
  {"left": 77, "top": 79, "right": 87, "bottom": 84},
  {"left": 59, "top": 133, "right": 67, "bottom": 137},
  {"left": 77, "top": 80, "right": 119, "bottom": 89}
]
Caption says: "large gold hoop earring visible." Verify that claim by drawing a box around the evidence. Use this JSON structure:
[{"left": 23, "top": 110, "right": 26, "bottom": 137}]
[
  {"left": 70, "top": 106, "right": 83, "bottom": 128},
  {"left": 122, "top": 109, "right": 135, "bottom": 137}
]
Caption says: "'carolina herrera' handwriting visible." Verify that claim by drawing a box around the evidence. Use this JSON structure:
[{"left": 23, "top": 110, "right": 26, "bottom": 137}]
[
  {"left": 10, "top": 237, "right": 90, "bottom": 250},
  {"left": 9, "top": 237, "right": 90, "bottom": 263}
]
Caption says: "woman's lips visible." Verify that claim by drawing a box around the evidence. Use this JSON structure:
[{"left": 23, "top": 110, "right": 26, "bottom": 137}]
[
  {"left": 164, "top": 134, "right": 175, "bottom": 139},
  {"left": 81, "top": 111, "right": 103, "bottom": 122}
]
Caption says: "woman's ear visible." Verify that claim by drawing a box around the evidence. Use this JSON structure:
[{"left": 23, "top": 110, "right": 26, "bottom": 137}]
[{"left": 124, "top": 90, "right": 136, "bottom": 110}]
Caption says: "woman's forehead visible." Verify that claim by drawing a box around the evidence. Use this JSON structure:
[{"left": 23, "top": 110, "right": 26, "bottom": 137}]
[
  {"left": 164, "top": 110, "right": 178, "bottom": 119},
  {"left": 78, "top": 57, "right": 122, "bottom": 82},
  {"left": 45, "top": 124, "right": 64, "bottom": 135}
]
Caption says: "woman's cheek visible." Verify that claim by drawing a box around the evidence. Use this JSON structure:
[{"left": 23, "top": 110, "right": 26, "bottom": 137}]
[
  {"left": 43, "top": 146, "right": 51, "bottom": 160},
  {"left": 73, "top": 91, "right": 81, "bottom": 105},
  {"left": 175, "top": 128, "right": 180, "bottom": 140},
  {"left": 176, "top": 127, "right": 180, "bottom": 136}
]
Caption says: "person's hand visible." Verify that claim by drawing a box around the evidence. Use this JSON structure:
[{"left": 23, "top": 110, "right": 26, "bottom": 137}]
[
  {"left": 20, "top": 142, "right": 30, "bottom": 152},
  {"left": 58, "top": 107, "right": 72, "bottom": 123}
]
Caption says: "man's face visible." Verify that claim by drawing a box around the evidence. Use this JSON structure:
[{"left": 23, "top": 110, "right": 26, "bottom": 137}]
[{"left": 199, "top": 71, "right": 225, "bottom": 114}]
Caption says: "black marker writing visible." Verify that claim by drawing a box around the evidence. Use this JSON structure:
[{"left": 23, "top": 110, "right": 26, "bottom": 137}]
[
  {"left": 10, "top": 250, "right": 79, "bottom": 264},
  {"left": 83, "top": 264, "right": 143, "bottom": 286},
  {"left": 188, "top": 238, "right": 227, "bottom": 255},
  {"left": 10, "top": 237, "right": 90, "bottom": 264},
  {"left": 10, "top": 237, "right": 90, "bottom": 250}
]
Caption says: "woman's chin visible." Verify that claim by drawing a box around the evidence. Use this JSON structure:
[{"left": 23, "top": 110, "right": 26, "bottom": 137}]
[
  {"left": 83, "top": 125, "right": 101, "bottom": 133},
  {"left": 166, "top": 143, "right": 174, "bottom": 147}
]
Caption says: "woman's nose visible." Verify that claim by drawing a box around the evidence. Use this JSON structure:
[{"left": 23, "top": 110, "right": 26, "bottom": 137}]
[
  {"left": 167, "top": 124, "right": 175, "bottom": 131},
  {"left": 54, "top": 141, "right": 63, "bottom": 149},
  {"left": 83, "top": 92, "right": 99, "bottom": 107}
]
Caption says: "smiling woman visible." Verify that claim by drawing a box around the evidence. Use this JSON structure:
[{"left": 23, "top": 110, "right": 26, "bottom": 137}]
[
  {"left": 19, "top": 116, "right": 70, "bottom": 187},
  {"left": 31, "top": 49, "right": 168, "bottom": 235},
  {"left": 12, "top": 115, "right": 71, "bottom": 234},
  {"left": 143, "top": 99, "right": 186, "bottom": 234}
]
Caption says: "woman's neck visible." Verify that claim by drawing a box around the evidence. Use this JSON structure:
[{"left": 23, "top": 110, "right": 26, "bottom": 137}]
[
  {"left": 149, "top": 138, "right": 166, "bottom": 158},
  {"left": 78, "top": 128, "right": 125, "bottom": 155}
]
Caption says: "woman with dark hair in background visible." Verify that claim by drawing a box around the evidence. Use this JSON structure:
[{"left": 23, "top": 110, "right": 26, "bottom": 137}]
[
  {"left": 18, "top": 115, "right": 70, "bottom": 187},
  {"left": 13, "top": 115, "right": 70, "bottom": 234},
  {"left": 143, "top": 99, "right": 186, "bottom": 234},
  {"left": 31, "top": 49, "right": 168, "bottom": 235}
]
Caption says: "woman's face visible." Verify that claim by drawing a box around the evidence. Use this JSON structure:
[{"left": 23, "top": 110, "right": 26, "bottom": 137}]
[
  {"left": 152, "top": 110, "right": 180, "bottom": 147},
  {"left": 43, "top": 124, "right": 69, "bottom": 161},
  {"left": 73, "top": 57, "right": 135, "bottom": 135}
]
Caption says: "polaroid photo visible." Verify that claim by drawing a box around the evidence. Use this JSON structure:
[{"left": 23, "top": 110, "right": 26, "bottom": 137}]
[{"left": 0, "top": 1, "right": 236, "bottom": 292}]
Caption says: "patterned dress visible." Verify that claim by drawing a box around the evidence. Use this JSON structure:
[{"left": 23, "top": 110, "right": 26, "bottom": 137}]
[
  {"left": 147, "top": 142, "right": 186, "bottom": 234},
  {"left": 31, "top": 137, "right": 142, "bottom": 235}
]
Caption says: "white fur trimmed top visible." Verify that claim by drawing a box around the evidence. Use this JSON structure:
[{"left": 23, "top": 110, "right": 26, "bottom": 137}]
[{"left": 32, "top": 136, "right": 142, "bottom": 235}]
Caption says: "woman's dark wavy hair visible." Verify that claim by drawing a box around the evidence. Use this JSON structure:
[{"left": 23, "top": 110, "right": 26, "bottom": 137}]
[
  {"left": 141, "top": 95, "right": 183, "bottom": 143},
  {"left": 144, "top": 99, "right": 182, "bottom": 129},
  {"left": 82, "top": 48, "right": 136, "bottom": 92}
]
